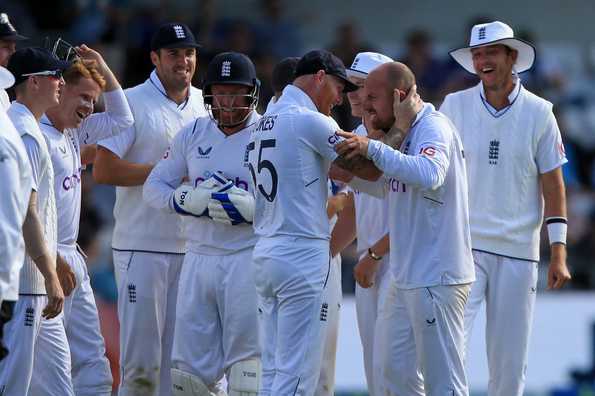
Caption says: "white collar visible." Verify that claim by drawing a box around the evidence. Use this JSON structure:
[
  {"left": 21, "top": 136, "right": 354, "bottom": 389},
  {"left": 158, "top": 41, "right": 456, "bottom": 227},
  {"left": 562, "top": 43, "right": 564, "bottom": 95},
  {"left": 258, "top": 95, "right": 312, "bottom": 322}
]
[
  {"left": 277, "top": 84, "right": 319, "bottom": 113},
  {"left": 479, "top": 76, "right": 521, "bottom": 117},
  {"left": 148, "top": 69, "right": 191, "bottom": 109}
]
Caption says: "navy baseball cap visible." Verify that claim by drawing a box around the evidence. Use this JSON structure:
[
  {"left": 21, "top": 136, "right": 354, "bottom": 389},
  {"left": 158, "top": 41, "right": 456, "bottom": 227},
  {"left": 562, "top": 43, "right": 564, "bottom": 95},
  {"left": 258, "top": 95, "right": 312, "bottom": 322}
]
[
  {"left": 295, "top": 50, "right": 358, "bottom": 92},
  {"left": 272, "top": 56, "right": 299, "bottom": 93},
  {"left": 0, "top": 13, "right": 27, "bottom": 41},
  {"left": 7, "top": 47, "right": 70, "bottom": 86},
  {"left": 150, "top": 23, "right": 201, "bottom": 51}
]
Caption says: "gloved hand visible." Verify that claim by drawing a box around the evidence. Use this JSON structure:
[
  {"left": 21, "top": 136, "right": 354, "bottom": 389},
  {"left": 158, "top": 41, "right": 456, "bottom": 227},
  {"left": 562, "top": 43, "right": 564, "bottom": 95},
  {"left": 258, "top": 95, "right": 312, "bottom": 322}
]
[
  {"left": 208, "top": 185, "right": 255, "bottom": 225},
  {"left": 172, "top": 172, "right": 233, "bottom": 217}
]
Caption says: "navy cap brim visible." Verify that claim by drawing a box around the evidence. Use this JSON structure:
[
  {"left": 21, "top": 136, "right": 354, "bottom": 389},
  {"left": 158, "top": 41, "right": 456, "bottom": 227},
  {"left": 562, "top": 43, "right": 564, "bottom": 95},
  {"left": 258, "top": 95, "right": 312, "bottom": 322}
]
[
  {"left": 153, "top": 42, "right": 201, "bottom": 51},
  {"left": 52, "top": 58, "right": 72, "bottom": 71},
  {"left": 331, "top": 74, "right": 358, "bottom": 93}
]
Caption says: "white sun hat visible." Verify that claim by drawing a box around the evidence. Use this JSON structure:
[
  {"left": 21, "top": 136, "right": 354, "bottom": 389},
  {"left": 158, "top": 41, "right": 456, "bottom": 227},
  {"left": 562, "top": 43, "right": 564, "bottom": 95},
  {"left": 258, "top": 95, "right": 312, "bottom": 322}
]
[
  {"left": 0, "top": 66, "right": 14, "bottom": 89},
  {"left": 347, "top": 52, "right": 394, "bottom": 79},
  {"left": 449, "top": 21, "right": 535, "bottom": 74}
]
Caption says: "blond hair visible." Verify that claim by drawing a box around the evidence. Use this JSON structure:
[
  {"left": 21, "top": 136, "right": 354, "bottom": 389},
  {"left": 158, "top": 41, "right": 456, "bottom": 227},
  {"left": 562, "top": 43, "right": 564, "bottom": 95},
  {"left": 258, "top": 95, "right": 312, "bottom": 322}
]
[{"left": 63, "top": 58, "right": 106, "bottom": 90}]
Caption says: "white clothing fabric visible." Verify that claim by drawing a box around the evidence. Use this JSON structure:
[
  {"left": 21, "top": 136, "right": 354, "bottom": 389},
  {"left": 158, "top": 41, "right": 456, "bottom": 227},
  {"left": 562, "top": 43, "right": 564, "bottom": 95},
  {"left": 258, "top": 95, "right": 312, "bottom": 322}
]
[
  {"left": 171, "top": 250, "right": 259, "bottom": 387},
  {"left": 440, "top": 82, "right": 567, "bottom": 261},
  {"left": 0, "top": 295, "right": 74, "bottom": 395},
  {"left": 0, "top": 108, "right": 32, "bottom": 302},
  {"left": 114, "top": 250, "right": 183, "bottom": 396},
  {"left": 367, "top": 103, "right": 475, "bottom": 289},
  {"left": 98, "top": 71, "right": 206, "bottom": 253},
  {"left": 7, "top": 102, "right": 57, "bottom": 295}
]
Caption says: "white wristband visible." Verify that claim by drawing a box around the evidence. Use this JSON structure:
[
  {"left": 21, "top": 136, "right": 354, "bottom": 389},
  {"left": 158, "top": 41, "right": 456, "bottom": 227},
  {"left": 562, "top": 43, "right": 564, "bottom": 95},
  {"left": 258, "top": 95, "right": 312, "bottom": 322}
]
[{"left": 546, "top": 217, "right": 567, "bottom": 245}]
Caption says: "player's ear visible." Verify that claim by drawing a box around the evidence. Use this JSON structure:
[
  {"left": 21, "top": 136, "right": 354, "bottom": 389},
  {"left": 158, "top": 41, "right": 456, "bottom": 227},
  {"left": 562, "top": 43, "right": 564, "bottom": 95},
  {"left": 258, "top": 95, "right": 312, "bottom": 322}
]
[{"left": 150, "top": 50, "right": 160, "bottom": 67}]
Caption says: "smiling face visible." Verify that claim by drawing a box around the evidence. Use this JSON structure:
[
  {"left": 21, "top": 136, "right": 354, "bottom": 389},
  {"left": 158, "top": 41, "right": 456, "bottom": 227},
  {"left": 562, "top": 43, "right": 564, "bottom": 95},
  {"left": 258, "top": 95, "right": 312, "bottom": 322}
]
[
  {"left": 59, "top": 76, "right": 102, "bottom": 129},
  {"left": 151, "top": 47, "right": 197, "bottom": 92},
  {"left": 346, "top": 75, "right": 365, "bottom": 117},
  {"left": 471, "top": 44, "right": 517, "bottom": 92},
  {"left": 362, "top": 69, "right": 394, "bottom": 130},
  {"left": 317, "top": 74, "right": 344, "bottom": 116}
]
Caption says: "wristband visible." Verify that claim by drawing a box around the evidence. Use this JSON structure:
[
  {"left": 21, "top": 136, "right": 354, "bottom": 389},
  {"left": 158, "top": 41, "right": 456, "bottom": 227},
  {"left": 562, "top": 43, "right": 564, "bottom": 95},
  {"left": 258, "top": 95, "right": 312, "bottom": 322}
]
[
  {"left": 546, "top": 217, "right": 567, "bottom": 245},
  {"left": 368, "top": 247, "right": 383, "bottom": 261}
]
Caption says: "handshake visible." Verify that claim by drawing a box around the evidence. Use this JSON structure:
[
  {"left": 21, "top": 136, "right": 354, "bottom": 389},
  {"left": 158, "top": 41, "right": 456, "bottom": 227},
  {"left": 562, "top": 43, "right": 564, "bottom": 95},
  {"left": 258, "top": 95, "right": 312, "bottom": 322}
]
[{"left": 172, "top": 171, "right": 254, "bottom": 225}]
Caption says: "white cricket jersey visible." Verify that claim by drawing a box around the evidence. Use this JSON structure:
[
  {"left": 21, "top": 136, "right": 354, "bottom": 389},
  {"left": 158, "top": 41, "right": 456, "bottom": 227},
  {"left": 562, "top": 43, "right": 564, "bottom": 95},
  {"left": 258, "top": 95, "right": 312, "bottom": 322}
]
[
  {"left": 367, "top": 103, "right": 474, "bottom": 289},
  {"left": 41, "top": 89, "right": 133, "bottom": 246},
  {"left": 144, "top": 112, "right": 261, "bottom": 255},
  {"left": 0, "top": 110, "right": 32, "bottom": 301},
  {"left": 249, "top": 84, "right": 340, "bottom": 240},
  {"left": 0, "top": 89, "right": 9, "bottom": 111},
  {"left": 8, "top": 102, "right": 58, "bottom": 295},
  {"left": 98, "top": 70, "right": 206, "bottom": 253},
  {"left": 440, "top": 82, "right": 568, "bottom": 261},
  {"left": 351, "top": 124, "right": 390, "bottom": 261}
]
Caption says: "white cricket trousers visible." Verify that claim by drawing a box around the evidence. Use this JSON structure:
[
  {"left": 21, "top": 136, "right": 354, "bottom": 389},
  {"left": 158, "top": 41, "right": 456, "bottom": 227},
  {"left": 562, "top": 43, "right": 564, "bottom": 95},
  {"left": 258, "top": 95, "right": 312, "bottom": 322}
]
[
  {"left": 252, "top": 236, "right": 330, "bottom": 396},
  {"left": 464, "top": 250, "right": 538, "bottom": 396},
  {"left": 0, "top": 295, "right": 74, "bottom": 395},
  {"left": 382, "top": 278, "right": 470, "bottom": 396},
  {"left": 354, "top": 259, "right": 396, "bottom": 396},
  {"left": 315, "top": 254, "right": 342, "bottom": 396},
  {"left": 60, "top": 244, "right": 112, "bottom": 396},
  {"left": 114, "top": 250, "right": 183, "bottom": 396},
  {"left": 171, "top": 249, "right": 260, "bottom": 387}
]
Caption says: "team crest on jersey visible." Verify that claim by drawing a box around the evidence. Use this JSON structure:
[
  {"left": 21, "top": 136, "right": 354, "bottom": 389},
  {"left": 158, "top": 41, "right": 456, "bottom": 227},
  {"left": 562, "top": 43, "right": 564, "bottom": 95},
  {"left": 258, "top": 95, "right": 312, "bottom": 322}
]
[
  {"left": 198, "top": 146, "right": 213, "bottom": 158},
  {"left": 489, "top": 140, "right": 500, "bottom": 165},
  {"left": 24, "top": 307, "right": 34, "bottom": 327}
]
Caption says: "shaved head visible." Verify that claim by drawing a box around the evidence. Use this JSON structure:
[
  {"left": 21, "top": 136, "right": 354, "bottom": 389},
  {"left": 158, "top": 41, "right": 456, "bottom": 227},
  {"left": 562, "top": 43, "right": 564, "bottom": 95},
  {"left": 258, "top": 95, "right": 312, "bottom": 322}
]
[
  {"left": 369, "top": 62, "right": 415, "bottom": 92},
  {"left": 363, "top": 62, "right": 417, "bottom": 130}
]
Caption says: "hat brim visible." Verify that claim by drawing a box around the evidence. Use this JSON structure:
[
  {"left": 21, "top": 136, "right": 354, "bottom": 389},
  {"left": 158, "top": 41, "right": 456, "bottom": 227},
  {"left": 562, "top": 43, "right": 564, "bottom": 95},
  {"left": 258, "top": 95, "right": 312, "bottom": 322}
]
[
  {"left": 52, "top": 58, "right": 72, "bottom": 71},
  {"left": 0, "top": 66, "right": 14, "bottom": 89},
  {"left": 346, "top": 69, "right": 367, "bottom": 79},
  {"left": 334, "top": 74, "right": 358, "bottom": 93},
  {"left": 154, "top": 42, "right": 202, "bottom": 51},
  {"left": 449, "top": 38, "right": 536, "bottom": 75}
]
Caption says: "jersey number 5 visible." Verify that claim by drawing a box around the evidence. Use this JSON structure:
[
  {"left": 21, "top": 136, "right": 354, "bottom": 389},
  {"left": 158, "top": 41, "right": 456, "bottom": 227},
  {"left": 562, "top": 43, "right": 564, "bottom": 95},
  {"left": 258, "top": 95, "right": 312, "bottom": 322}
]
[{"left": 247, "top": 139, "right": 278, "bottom": 202}]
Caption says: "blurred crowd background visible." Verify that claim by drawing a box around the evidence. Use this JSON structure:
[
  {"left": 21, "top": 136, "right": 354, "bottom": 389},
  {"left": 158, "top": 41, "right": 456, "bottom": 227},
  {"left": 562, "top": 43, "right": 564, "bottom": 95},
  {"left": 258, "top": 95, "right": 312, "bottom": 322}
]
[{"left": 3, "top": 0, "right": 595, "bottom": 392}]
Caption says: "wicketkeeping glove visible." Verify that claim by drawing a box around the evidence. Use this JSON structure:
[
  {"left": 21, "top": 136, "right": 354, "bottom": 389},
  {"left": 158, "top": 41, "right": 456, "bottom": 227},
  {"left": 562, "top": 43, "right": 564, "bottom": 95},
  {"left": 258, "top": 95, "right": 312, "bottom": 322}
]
[
  {"left": 172, "top": 172, "right": 233, "bottom": 217},
  {"left": 208, "top": 185, "right": 255, "bottom": 225}
]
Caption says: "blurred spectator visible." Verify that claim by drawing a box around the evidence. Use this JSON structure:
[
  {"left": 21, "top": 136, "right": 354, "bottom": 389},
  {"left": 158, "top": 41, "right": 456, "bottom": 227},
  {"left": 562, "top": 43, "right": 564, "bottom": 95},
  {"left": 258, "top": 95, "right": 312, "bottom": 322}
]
[
  {"left": 399, "top": 29, "right": 451, "bottom": 104},
  {"left": 254, "top": 0, "right": 302, "bottom": 59}
]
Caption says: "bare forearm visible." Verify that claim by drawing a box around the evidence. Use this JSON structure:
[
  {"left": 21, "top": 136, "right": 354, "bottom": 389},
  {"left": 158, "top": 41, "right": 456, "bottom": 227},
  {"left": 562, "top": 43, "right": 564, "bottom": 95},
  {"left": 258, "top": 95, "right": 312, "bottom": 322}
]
[
  {"left": 370, "top": 234, "right": 390, "bottom": 256},
  {"left": 22, "top": 194, "right": 57, "bottom": 280},
  {"left": 333, "top": 155, "right": 382, "bottom": 181},
  {"left": 93, "top": 148, "right": 154, "bottom": 186},
  {"left": 330, "top": 197, "right": 356, "bottom": 257}
]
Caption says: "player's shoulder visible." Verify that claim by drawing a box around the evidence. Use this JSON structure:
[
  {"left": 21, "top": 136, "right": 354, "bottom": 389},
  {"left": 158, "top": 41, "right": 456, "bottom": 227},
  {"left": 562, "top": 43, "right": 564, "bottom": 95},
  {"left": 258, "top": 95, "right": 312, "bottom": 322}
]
[
  {"left": 518, "top": 85, "right": 553, "bottom": 113},
  {"left": 416, "top": 104, "right": 457, "bottom": 140},
  {"left": 442, "top": 84, "right": 478, "bottom": 106}
]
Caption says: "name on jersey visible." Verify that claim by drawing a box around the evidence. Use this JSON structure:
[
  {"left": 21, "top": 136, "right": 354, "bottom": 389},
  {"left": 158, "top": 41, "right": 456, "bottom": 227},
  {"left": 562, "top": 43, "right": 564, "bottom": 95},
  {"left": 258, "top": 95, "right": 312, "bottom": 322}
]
[
  {"left": 388, "top": 178, "right": 406, "bottom": 193},
  {"left": 194, "top": 172, "right": 249, "bottom": 191},
  {"left": 62, "top": 167, "right": 82, "bottom": 191},
  {"left": 255, "top": 115, "right": 277, "bottom": 132}
]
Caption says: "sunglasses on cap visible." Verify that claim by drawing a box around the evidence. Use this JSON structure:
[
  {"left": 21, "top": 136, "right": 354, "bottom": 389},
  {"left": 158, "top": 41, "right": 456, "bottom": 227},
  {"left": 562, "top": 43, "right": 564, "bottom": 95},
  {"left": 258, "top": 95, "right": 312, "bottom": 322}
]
[{"left": 21, "top": 69, "right": 63, "bottom": 79}]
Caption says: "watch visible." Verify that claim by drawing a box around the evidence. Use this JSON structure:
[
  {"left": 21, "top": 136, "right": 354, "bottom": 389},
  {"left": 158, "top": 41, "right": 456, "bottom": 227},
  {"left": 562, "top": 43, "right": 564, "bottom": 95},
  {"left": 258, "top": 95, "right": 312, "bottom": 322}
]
[{"left": 368, "top": 247, "right": 382, "bottom": 261}]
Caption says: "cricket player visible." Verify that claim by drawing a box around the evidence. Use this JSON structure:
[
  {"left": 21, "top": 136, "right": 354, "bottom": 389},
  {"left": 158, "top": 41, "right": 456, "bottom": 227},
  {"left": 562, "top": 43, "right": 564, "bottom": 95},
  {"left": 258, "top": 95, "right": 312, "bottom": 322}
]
[
  {"left": 144, "top": 51, "right": 262, "bottom": 396},
  {"left": 441, "top": 21, "right": 571, "bottom": 396},
  {"left": 337, "top": 51, "right": 418, "bottom": 396},
  {"left": 268, "top": 55, "right": 347, "bottom": 396},
  {"left": 249, "top": 49, "right": 381, "bottom": 396},
  {"left": 93, "top": 22, "right": 206, "bottom": 396},
  {"left": 41, "top": 43, "right": 133, "bottom": 395},
  {"left": 336, "top": 61, "right": 475, "bottom": 396},
  {"left": 0, "top": 47, "right": 74, "bottom": 395},
  {"left": 0, "top": 65, "right": 31, "bottom": 360},
  {"left": 0, "top": 12, "right": 27, "bottom": 110}
]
